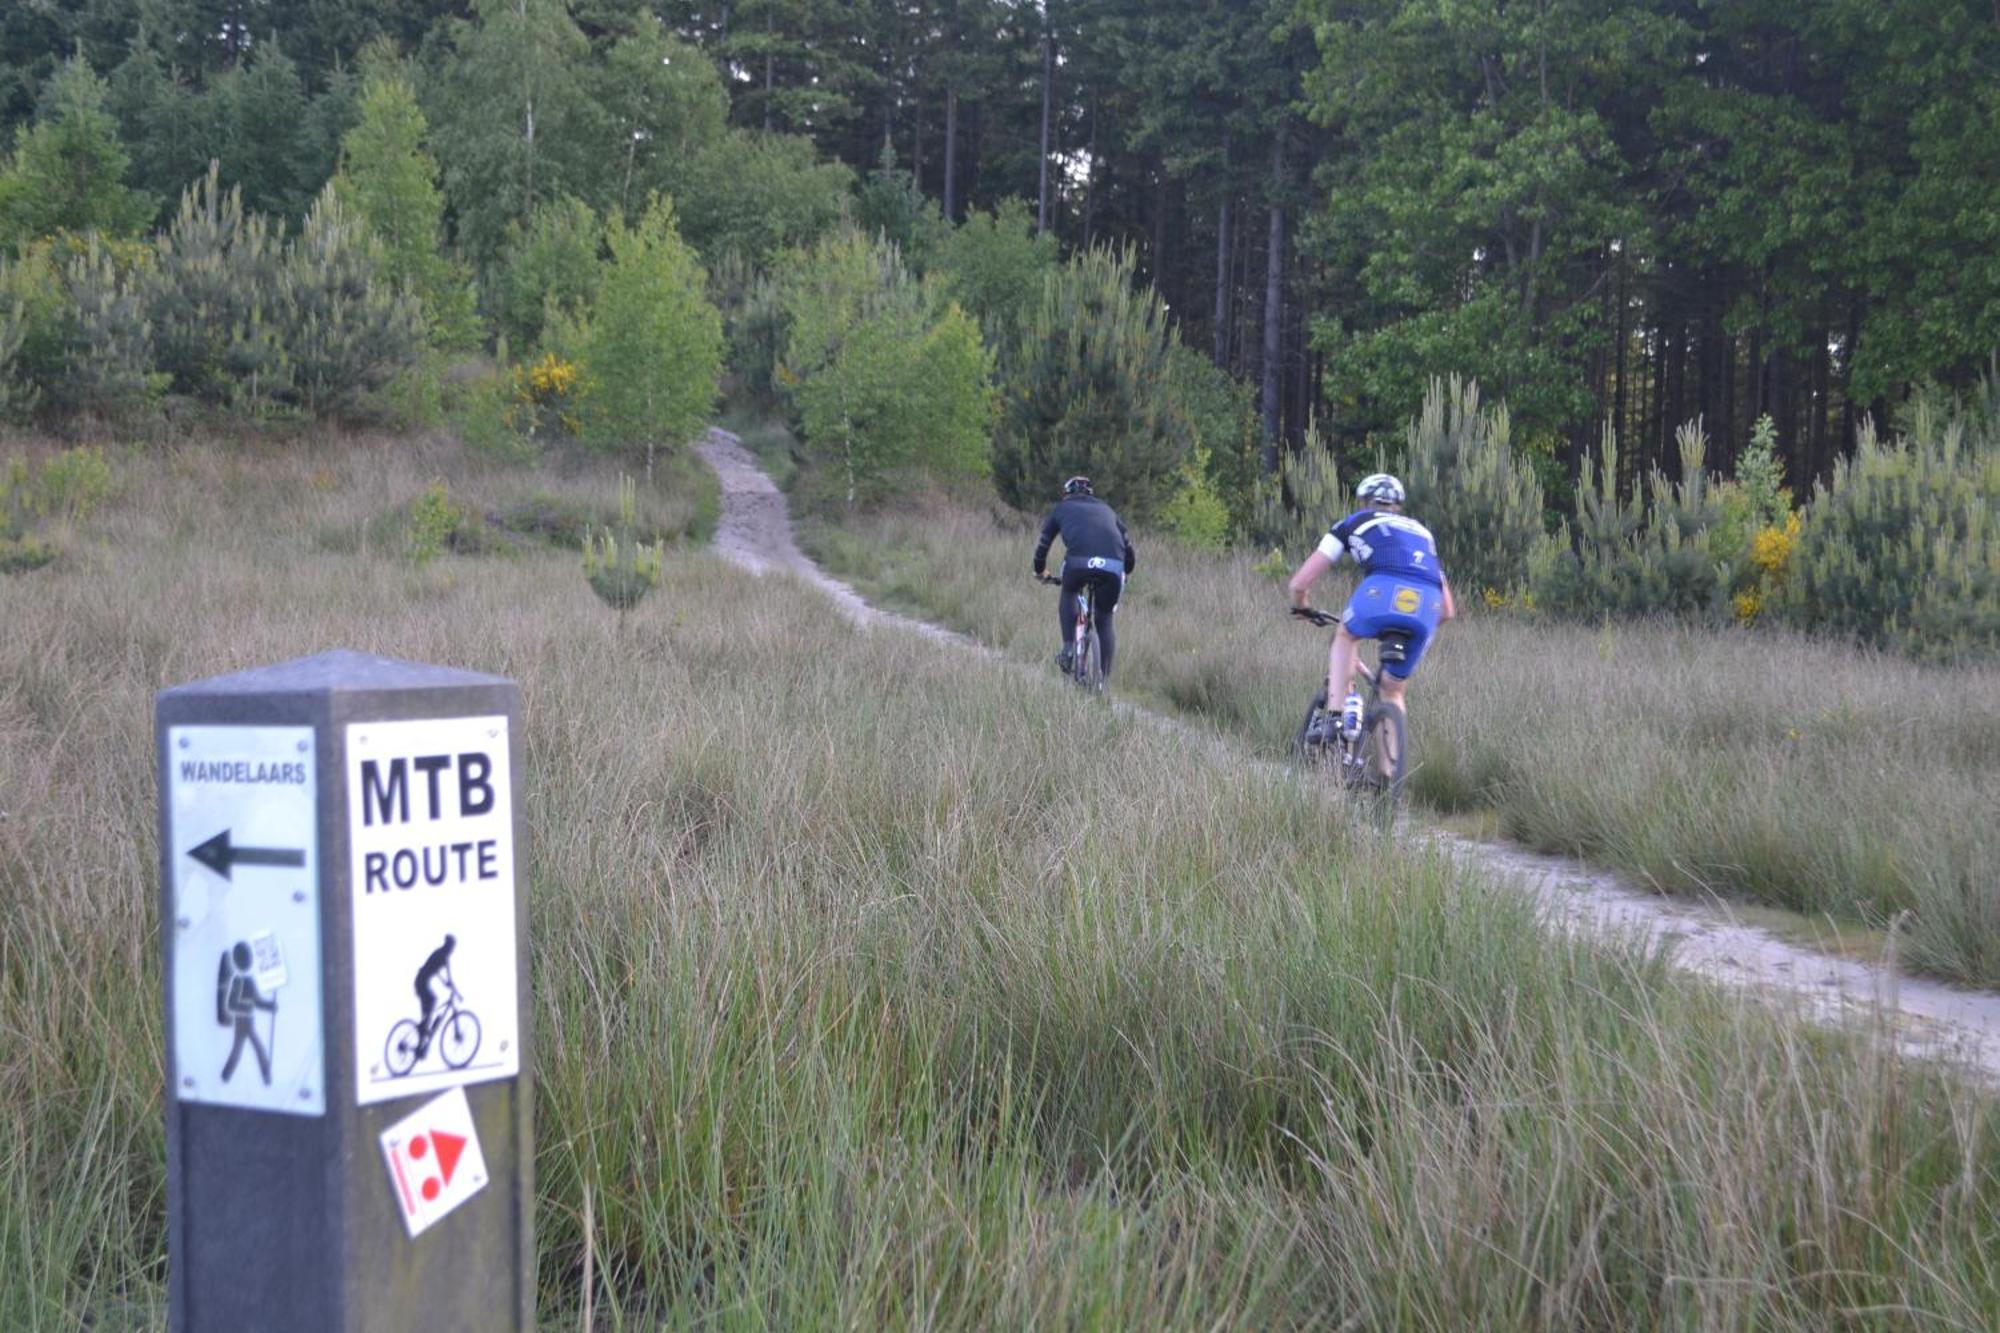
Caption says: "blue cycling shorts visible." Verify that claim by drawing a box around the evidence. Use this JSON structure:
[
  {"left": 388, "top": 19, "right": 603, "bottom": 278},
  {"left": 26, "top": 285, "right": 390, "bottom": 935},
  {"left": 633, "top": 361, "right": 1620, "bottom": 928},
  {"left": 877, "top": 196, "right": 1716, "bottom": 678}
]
[{"left": 1340, "top": 573, "right": 1442, "bottom": 678}]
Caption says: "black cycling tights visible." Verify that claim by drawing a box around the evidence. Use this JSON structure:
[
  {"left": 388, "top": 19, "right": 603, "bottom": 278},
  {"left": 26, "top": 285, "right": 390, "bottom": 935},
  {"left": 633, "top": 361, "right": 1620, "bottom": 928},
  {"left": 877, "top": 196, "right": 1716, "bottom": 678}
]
[{"left": 1056, "top": 569, "right": 1123, "bottom": 675}]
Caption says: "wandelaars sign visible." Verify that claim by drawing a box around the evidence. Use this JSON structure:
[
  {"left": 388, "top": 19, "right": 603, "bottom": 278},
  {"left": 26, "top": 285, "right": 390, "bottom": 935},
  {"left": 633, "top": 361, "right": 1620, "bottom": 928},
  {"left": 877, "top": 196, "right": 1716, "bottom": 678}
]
[
  {"left": 348, "top": 716, "right": 519, "bottom": 1105},
  {"left": 168, "top": 725, "right": 323, "bottom": 1115}
]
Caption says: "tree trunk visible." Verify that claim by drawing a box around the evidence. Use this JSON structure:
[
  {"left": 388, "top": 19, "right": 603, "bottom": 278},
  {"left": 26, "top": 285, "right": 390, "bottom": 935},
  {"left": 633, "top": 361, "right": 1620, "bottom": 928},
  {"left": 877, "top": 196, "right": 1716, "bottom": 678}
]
[
  {"left": 1082, "top": 96, "right": 1098, "bottom": 244},
  {"left": 1213, "top": 132, "right": 1231, "bottom": 368},
  {"left": 1037, "top": 28, "right": 1053, "bottom": 236},
  {"left": 943, "top": 88, "right": 958, "bottom": 222},
  {"left": 1260, "top": 130, "right": 1285, "bottom": 469}
]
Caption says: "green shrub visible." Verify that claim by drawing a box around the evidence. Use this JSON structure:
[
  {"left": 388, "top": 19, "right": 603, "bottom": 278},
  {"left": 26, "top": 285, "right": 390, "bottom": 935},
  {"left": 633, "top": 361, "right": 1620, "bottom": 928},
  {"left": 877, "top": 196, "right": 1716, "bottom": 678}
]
[
  {"left": 1402, "top": 375, "right": 1546, "bottom": 597},
  {"left": 496, "top": 196, "right": 602, "bottom": 353},
  {"left": 1158, "top": 448, "right": 1233, "bottom": 549},
  {"left": 775, "top": 225, "right": 995, "bottom": 504},
  {"left": 31, "top": 446, "right": 113, "bottom": 522},
  {"left": 991, "top": 246, "right": 1189, "bottom": 522},
  {"left": 406, "top": 480, "right": 463, "bottom": 567},
  {"left": 0, "top": 294, "right": 32, "bottom": 420},
  {"left": 0, "top": 531, "right": 57, "bottom": 572},
  {"left": 581, "top": 475, "right": 663, "bottom": 620},
  {"left": 1782, "top": 403, "right": 1998, "bottom": 661},
  {"left": 931, "top": 197, "right": 1059, "bottom": 349}
]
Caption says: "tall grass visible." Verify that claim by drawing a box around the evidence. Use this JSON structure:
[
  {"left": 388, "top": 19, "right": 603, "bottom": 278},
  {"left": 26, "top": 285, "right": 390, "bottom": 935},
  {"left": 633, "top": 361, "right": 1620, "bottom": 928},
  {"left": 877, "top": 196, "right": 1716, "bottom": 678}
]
[
  {"left": 802, "top": 499, "right": 2000, "bottom": 988},
  {"left": 3, "top": 438, "right": 1999, "bottom": 1327}
]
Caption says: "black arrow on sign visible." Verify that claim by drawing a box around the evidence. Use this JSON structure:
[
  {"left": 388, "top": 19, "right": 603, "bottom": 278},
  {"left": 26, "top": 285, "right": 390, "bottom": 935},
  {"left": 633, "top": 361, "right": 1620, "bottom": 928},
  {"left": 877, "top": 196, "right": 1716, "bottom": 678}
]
[{"left": 188, "top": 829, "right": 305, "bottom": 881}]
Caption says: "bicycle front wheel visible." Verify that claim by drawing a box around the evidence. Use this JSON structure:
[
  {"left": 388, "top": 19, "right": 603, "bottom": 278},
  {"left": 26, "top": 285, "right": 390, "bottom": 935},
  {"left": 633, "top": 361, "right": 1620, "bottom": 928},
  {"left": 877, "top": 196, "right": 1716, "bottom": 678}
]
[
  {"left": 439, "top": 1010, "right": 483, "bottom": 1069},
  {"left": 1293, "top": 690, "right": 1329, "bottom": 757},
  {"left": 1355, "top": 704, "right": 1407, "bottom": 805},
  {"left": 384, "top": 1019, "right": 422, "bottom": 1077}
]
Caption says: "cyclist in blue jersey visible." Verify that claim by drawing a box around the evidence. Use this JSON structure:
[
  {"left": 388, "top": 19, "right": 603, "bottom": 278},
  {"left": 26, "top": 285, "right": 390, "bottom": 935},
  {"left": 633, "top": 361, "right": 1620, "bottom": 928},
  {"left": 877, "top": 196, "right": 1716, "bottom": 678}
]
[{"left": 1287, "top": 473, "right": 1456, "bottom": 743}]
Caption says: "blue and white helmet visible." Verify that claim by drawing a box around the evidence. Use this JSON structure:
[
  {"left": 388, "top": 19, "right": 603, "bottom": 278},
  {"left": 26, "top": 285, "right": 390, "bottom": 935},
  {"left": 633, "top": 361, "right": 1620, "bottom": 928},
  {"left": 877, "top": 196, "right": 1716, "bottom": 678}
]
[{"left": 1355, "top": 473, "right": 1405, "bottom": 506}]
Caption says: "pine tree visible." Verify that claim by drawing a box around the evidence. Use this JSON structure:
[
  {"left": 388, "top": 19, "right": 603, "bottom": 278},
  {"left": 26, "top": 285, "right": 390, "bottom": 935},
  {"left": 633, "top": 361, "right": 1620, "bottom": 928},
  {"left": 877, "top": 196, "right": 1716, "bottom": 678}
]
[
  {"left": 0, "top": 56, "right": 154, "bottom": 247},
  {"left": 1402, "top": 376, "right": 1547, "bottom": 597},
  {"left": 992, "top": 246, "right": 1191, "bottom": 521},
  {"left": 276, "top": 183, "right": 423, "bottom": 416},
  {"left": 148, "top": 162, "right": 286, "bottom": 406}
]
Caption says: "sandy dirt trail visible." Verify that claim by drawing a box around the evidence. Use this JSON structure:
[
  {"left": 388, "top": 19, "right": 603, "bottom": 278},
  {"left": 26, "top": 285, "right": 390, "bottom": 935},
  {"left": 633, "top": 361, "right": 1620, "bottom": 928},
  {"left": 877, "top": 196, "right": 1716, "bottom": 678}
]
[{"left": 697, "top": 427, "right": 2000, "bottom": 1082}]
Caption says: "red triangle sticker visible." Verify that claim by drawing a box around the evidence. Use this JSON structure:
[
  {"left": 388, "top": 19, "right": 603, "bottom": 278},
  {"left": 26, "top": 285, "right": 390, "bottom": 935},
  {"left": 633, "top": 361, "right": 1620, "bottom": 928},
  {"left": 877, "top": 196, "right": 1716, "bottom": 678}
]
[{"left": 430, "top": 1130, "right": 467, "bottom": 1186}]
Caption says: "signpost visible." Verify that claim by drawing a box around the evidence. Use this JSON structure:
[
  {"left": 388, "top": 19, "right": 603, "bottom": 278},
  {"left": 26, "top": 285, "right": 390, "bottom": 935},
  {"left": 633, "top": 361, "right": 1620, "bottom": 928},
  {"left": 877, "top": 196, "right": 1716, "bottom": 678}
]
[{"left": 158, "top": 651, "right": 532, "bottom": 1332}]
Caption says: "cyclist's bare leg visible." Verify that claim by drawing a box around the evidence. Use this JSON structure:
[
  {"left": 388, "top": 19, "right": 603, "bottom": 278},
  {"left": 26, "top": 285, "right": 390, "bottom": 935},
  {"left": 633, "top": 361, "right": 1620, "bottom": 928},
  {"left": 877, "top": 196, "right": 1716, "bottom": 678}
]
[
  {"left": 1326, "top": 625, "right": 1363, "bottom": 707},
  {"left": 1376, "top": 672, "right": 1408, "bottom": 714}
]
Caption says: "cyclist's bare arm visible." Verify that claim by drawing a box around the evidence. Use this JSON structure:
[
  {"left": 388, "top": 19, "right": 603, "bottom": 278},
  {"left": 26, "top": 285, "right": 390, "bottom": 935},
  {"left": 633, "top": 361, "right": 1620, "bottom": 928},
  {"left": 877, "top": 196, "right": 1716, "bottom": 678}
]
[
  {"left": 1288, "top": 550, "right": 1335, "bottom": 608},
  {"left": 1439, "top": 576, "right": 1457, "bottom": 622}
]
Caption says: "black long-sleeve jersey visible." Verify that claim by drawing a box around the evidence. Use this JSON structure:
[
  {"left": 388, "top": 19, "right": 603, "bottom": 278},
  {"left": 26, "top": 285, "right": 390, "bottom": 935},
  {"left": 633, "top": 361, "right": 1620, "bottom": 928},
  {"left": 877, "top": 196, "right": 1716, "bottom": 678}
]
[{"left": 1032, "top": 494, "right": 1136, "bottom": 575}]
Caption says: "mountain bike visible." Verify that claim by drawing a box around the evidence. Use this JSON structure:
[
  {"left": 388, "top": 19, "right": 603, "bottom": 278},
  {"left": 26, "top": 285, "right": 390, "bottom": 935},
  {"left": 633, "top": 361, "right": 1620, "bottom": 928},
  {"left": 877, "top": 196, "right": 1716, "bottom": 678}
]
[
  {"left": 1039, "top": 572, "right": 1106, "bottom": 691},
  {"left": 384, "top": 984, "right": 482, "bottom": 1077},
  {"left": 1289, "top": 606, "right": 1408, "bottom": 812}
]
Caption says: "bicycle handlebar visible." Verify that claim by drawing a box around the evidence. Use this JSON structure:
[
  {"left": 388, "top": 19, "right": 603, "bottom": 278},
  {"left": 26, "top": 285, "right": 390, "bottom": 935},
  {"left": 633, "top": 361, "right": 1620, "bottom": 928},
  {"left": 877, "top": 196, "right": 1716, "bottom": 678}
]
[
  {"left": 1036, "top": 573, "right": 1061, "bottom": 585},
  {"left": 1290, "top": 606, "right": 1339, "bottom": 628}
]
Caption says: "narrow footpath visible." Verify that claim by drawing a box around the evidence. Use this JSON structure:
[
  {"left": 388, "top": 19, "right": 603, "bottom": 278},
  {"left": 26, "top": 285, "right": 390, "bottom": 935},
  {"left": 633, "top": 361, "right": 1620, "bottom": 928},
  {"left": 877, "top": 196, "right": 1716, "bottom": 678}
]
[{"left": 696, "top": 427, "right": 2000, "bottom": 1082}]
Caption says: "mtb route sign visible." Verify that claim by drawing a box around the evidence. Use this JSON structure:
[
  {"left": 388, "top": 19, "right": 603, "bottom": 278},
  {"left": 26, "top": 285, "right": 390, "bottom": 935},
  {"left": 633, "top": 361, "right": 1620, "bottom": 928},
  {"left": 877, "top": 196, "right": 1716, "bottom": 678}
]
[
  {"left": 349, "top": 714, "right": 520, "bottom": 1105},
  {"left": 166, "top": 724, "right": 323, "bottom": 1116}
]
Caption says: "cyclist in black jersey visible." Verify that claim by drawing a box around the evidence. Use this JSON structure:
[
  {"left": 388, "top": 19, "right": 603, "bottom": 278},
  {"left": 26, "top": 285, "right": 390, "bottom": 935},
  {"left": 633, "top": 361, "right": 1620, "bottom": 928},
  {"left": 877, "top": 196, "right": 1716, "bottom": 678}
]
[{"left": 1031, "top": 477, "right": 1137, "bottom": 679}]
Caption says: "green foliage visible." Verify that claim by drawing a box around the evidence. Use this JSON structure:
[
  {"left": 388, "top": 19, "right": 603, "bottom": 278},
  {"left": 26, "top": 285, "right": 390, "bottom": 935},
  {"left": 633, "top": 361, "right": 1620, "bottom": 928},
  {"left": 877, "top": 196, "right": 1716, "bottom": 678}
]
[
  {"left": 1783, "top": 404, "right": 1998, "bottom": 661},
  {"left": 497, "top": 196, "right": 603, "bottom": 353},
  {"left": 1532, "top": 422, "right": 1728, "bottom": 620},
  {"left": 431, "top": 0, "right": 599, "bottom": 267},
  {"left": 598, "top": 18, "right": 730, "bottom": 217},
  {"left": 0, "top": 291, "right": 32, "bottom": 421},
  {"left": 1402, "top": 376, "right": 1547, "bottom": 596},
  {"left": 1710, "top": 413, "right": 1797, "bottom": 613},
  {"left": 931, "top": 198, "right": 1060, "bottom": 349},
  {"left": 853, "top": 143, "right": 947, "bottom": 268},
  {"left": 1158, "top": 448, "right": 1233, "bottom": 549},
  {"left": 336, "top": 65, "right": 479, "bottom": 350},
  {"left": 147, "top": 163, "right": 286, "bottom": 408},
  {"left": 671, "top": 130, "right": 853, "bottom": 266},
  {"left": 276, "top": 183, "right": 423, "bottom": 417},
  {"left": 571, "top": 195, "right": 722, "bottom": 471},
  {"left": 0, "top": 56, "right": 153, "bottom": 248},
  {"left": 1251, "top": 416, "right": 1343, "bottom": 562},
  {"left": 455, "top": 368, "right": 540, "bottom": 465},
  {"left": 775, "top": 225, "right": 995, "bottom": 503},
  {"left": 581, "top": 475, "right": 663, "bottom": 615},
  {"left": 992, "top": 247, "right": 1190, "bottom": 523},
  {"left": 51, "top": 236, "right": 157, "bottom": 418},
  {"left": 29, "top": 446, "right": 113, "bottom": 523},
  {"left": 406, "top": 479, "right": 464, "bottom": 566},
  {"left": 204, "top": 41, "right": 327, "bottom": 221},
  {"left": 1165, "top": 343, "right": 1260, "bottom": 538}
]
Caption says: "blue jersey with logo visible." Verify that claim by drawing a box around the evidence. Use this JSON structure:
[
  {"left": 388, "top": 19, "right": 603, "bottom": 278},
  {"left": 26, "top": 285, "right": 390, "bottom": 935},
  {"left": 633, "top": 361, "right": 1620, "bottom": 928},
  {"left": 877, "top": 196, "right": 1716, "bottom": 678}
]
[{"left": 1317, "top": 510, "right": 1445, "bottom": 588}]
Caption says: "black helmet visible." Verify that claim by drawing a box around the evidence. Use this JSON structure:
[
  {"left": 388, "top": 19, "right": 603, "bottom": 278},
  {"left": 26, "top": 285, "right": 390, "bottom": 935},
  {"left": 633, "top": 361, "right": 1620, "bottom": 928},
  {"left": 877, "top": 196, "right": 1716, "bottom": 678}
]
[{"left": 1063, "top": 476, "right": 1093, "bottom": 496}]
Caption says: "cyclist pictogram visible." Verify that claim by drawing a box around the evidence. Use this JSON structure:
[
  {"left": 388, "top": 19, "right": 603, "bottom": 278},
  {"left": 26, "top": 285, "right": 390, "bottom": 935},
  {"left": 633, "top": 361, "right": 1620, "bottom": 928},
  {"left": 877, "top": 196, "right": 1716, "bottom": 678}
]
[{"left": 383, "top": 934, "right": 484, "bottom": 1077}]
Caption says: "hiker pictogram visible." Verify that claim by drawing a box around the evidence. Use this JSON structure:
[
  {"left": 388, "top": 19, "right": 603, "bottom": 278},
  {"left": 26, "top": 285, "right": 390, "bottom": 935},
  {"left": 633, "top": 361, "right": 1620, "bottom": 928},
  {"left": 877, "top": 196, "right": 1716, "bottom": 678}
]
[{"left": 217, "top": 938, "right": 280, "bottom": 1085}]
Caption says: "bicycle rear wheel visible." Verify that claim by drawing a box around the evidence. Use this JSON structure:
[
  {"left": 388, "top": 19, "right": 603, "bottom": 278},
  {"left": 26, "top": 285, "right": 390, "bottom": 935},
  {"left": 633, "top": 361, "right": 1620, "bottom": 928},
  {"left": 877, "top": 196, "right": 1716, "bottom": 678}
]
[
  {"left": 1077, "top": 629, "right": 1104, "bottom": 690},
  {"left": 1354, "top": 703, "right": 1407, "bottom": 809}
]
